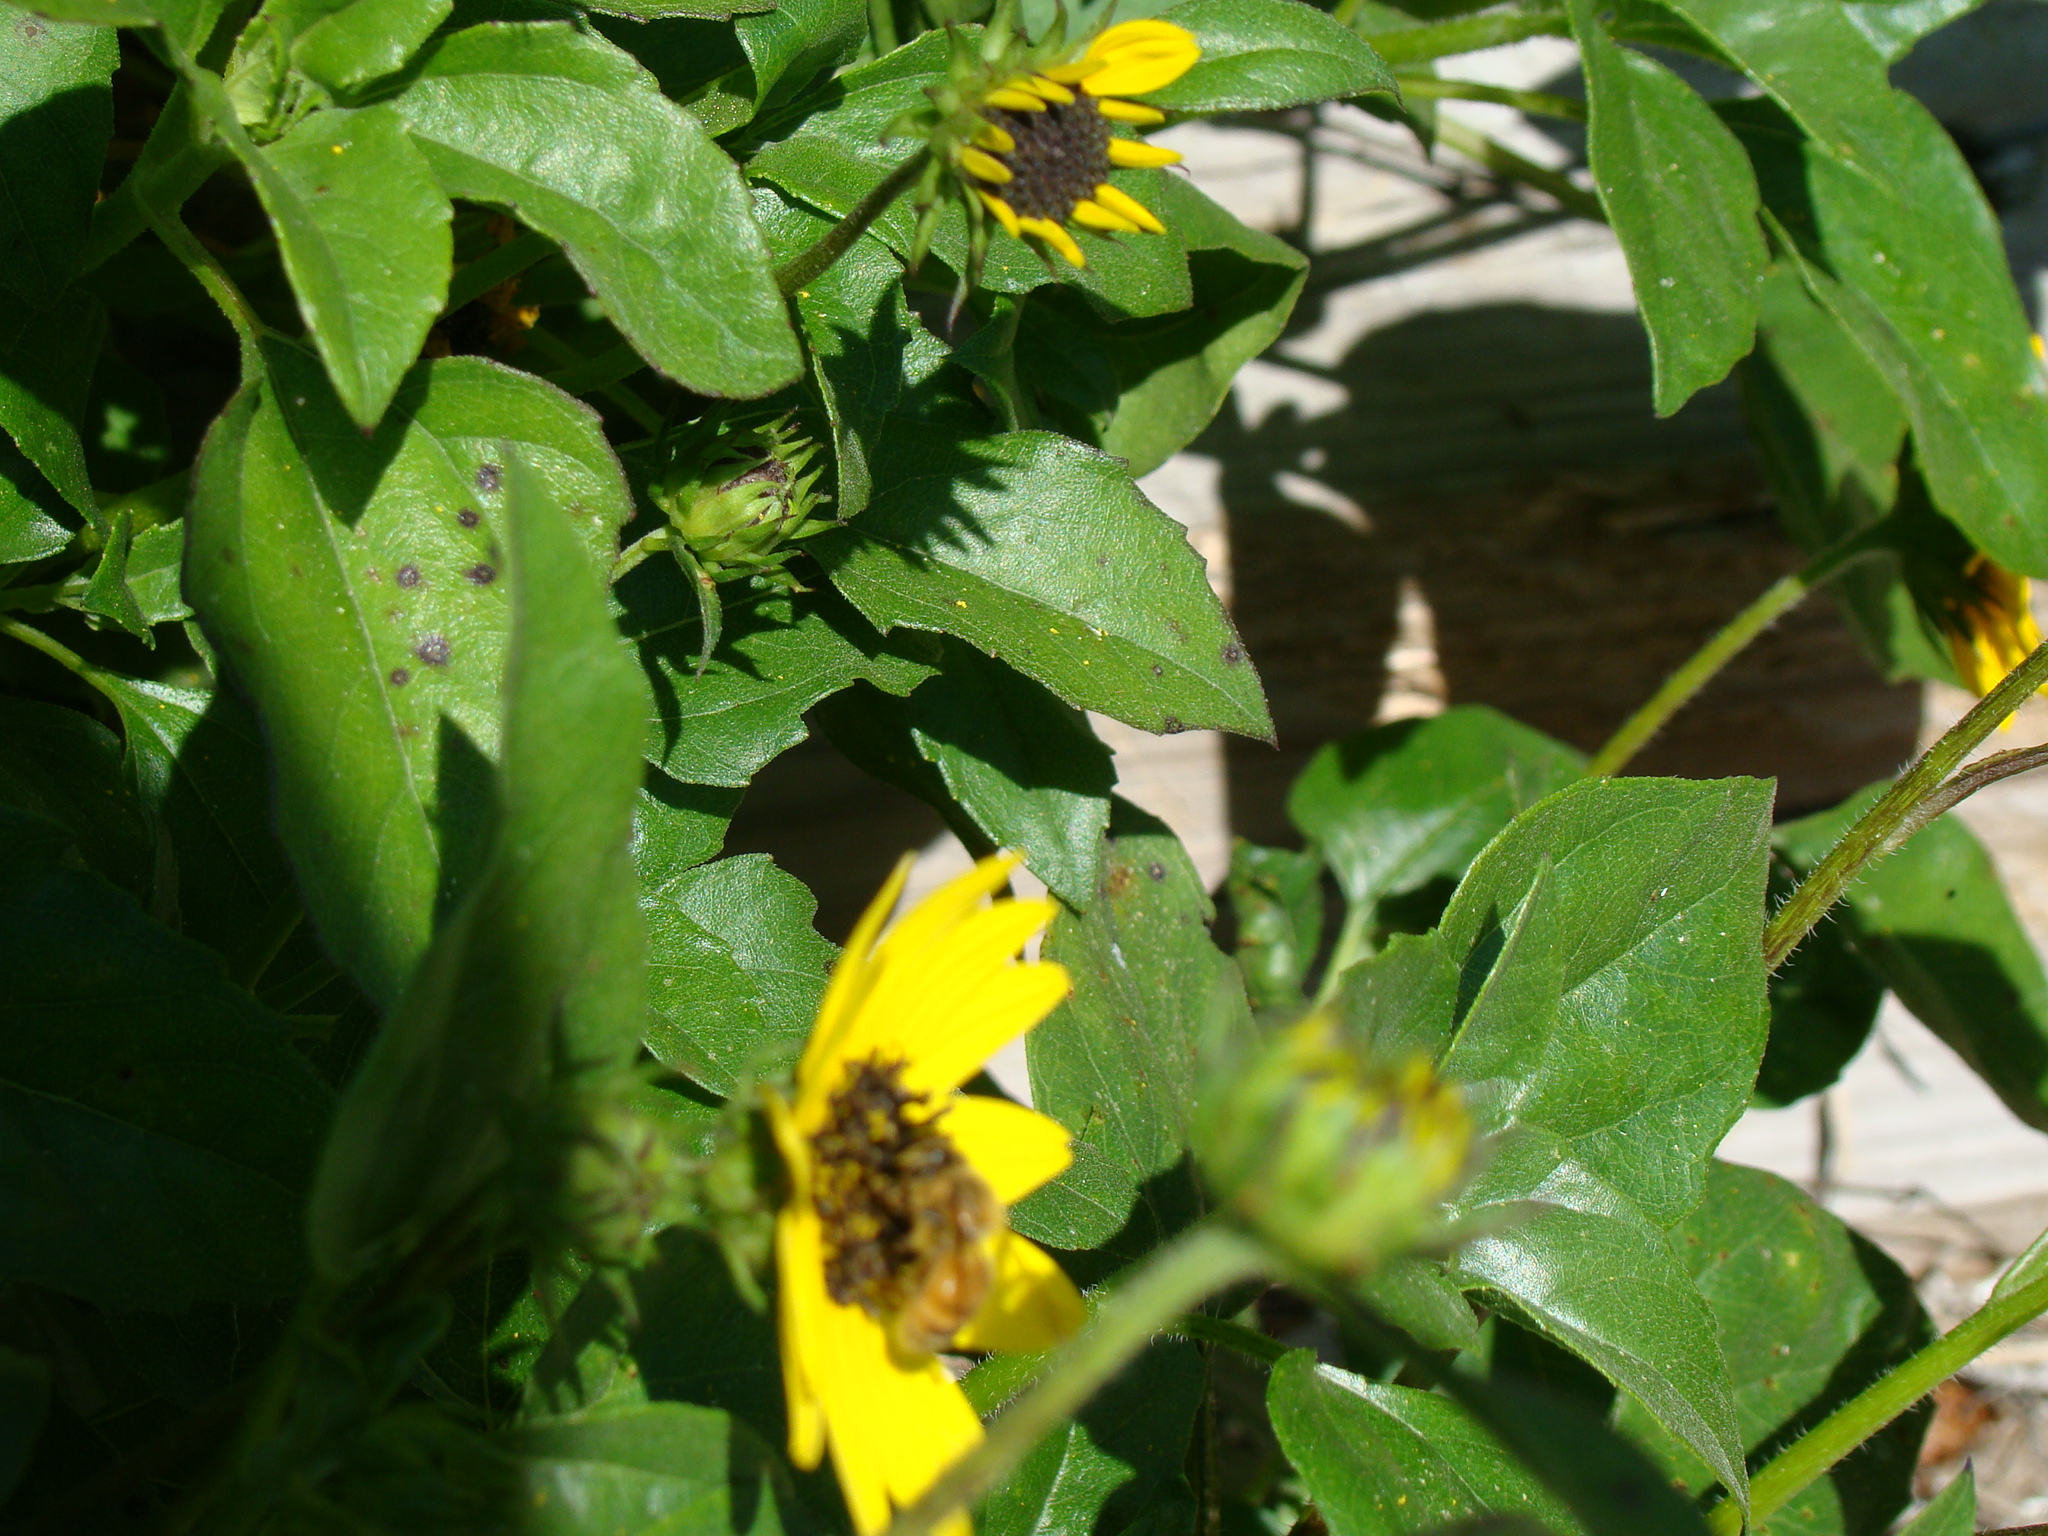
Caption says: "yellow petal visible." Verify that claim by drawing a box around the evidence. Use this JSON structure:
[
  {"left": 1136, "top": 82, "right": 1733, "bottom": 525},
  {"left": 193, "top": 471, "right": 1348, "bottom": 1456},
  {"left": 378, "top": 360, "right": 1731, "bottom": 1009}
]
[
  {"left": 898, "top": 957, "right": 1071, "bottom": 1097},
  {"left": 1081, "top": 45, "right": 1200, "bottom": 98},
  {"left": 971, "top": 119, "right": 1016, "bottom": 153},
  {"left": 1092, "top": 182, "right": 1165, "bottom": 234},
  {"left": 875, "top": 1345, "right": 984, "bottom": 1514},
  {"left": 797, "top": 853, "right": 912, "bottom": 1116},
  {"left": 960, "top": 146, "right": 1013, "bottom": 184},
  {"left": 985, "top": 86, "right": 1046, "bottom": 112},
  {"left": 1017, "top": 215, "right": 1086, "bottom": 267},
  {"left": 817, "top": 1304, "right": 903, "bottom": 1535},
  {"left": 978, "top": 190, "right": 1022, "bottom": 239},
  {"left": 1040, "top": 58, "right": 1106, "bottom": 85},
  {"left": 1095, "top": 98, "right": 1166, "bottom": 125},
  {"left": 871, "top": 896, "right": 1059, "bottom": 1074},
  {"left": 951, "top": 1229, "right": 1087, "bottom": 1353},
  {"left": 775, "top": 1202, "right": 829, "bottom": 1471},
  {"left": 1087, "top": 18, "right": 1198, "bottom": 52},
  {"left": 942, "top": 1094, "right": 1073, "bottom": 1203},
  {"left": 1070, "top": 197, "right": 1140, "bottom": 234},
  {"left": 1106, "top": 139, "right": 1182, "bottom": 169},
  {"left": 1026, "top": 74, "right": 1076, "bottom": 104}
]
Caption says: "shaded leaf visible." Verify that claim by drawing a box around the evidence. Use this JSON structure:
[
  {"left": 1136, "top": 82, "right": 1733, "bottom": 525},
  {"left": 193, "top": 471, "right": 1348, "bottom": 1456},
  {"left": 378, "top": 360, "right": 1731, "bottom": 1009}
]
[
  {"left": 0, "top": 807, "right": 332, "bottom": 1311},
  {"left": 0, "top": 287, "right": 106, "bottom": 521},
  {"left": 733, "top": 0, "right": 863, "bottom": 110},
  {"left": 309, "top": 444, "right": 648, "bottom": 1279},
  {"left": 1614, "top": 1162, "right": 1932, "bottom": 1536},
  {"left": 396, "top": 22, "right": 800, "bottom": 399},
  {"left": 188, "top": 344, "right": 631, "bottom": 1008},
  {"left": 1777, "top": 785, "right": 2048, "bottom": 1131},
  {"left": 0, "top": 15, "right": 115, "bottom": 310},
  {"left": 75, "top": 507, "right": 151, "bottom": 640},
  {"left": 1894, "top": 1468, "right": 1973, "bottom": 1536},
  {"left": 0, "top": 693, "right": 152, "bottom": 900},
  {"left": 1017, "top": 800, "right": 1253, "bottom": 1258},
  {"left": 0, "top": 1345, "right": 48, "bottom": 1504}
]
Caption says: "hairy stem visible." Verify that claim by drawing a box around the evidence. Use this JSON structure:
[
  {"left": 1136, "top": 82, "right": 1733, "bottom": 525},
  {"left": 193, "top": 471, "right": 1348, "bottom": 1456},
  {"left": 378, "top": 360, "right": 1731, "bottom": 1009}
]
[
  {"left": 884, "top": 1224, "right": 1268, "bottom": 1536},
  {"left": 1764, "top": 639, "right": 2048, "bottom": 970},
  {"left": 1394, "top": 76, "right": 1587, "bottom": 121},
  {"left": 1166, "top": 1311, "right": 1289, "bottom": 1365},
  {"left": 1706, "top": 1270, "right": 2048, "bottom": 1534},
  {"left": 1587, "top": 526, "right": 1889, "bottom": 778},
  {"left": 775, "top": 152, "right": 930, "bottom": 296}
]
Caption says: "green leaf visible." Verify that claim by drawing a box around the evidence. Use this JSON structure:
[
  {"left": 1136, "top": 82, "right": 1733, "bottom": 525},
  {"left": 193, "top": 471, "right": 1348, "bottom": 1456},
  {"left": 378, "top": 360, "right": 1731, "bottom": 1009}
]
[
  {"left": 290, "top": 0, "right": 454, "bottom": 95},
  {"left": 0, "top": 287, "right": 106, "bottom": 520},
  {"left": 1392, "top": 775, "right": 1773, "bottom": 1500},
  {"left": 188, "top": 345, "right": 631, "bottom": 1008},
  {"left": 0, "top": 15, "right": 115, "bottom": 310},
  {"left": 234, "top": 105, "right": 452, "bottom": 428},
  {"left": 75, "top": 507, "right": 152, "bottom": 640},
  {"left": 1682, "top": 0, "right": 2048, "bottom": 573},
  {"left": 972, "top": 1337, "right": 1203, "bottom": 1536},
  {"left": 1017, "top": 175, "right": 1307, "bottom": 478},
  {"left": 1289, "top": 705, "right": 1583, "bottom": 920},
  {"left": 634, "top": 772, "right": 740, "bottom": 876},
  {"left": 1350, "top": 1255, "right": 1481, "bottom": 1356},
  {"left": 0, "top": 1345, "right": 48, "bottom": 1504},
  {"left": 309, "top": 443, "right": 649, "bottom": 1280},
  {"left": 745, "top": 31, "right": 1197, "bottom": 321},
  {"left": 1569, "top": 0, "right": 1764, "bottom": 416},
  {"left": 504, "top": 1404, "right": 805, "bottom": 1536},
  {"left": 0, "top": 693, "right": 153, "bottom": 903},
  {"left": 1017, "top": 800, "right": 1253, "bottom": 1258},
  {"left": 1146, "top": 0, "right": 1395, "bottom": 112},
  {"left": 813, "top": 430, "right": 1271, "bottom": 741},
  {"left": 0, "top": 438, "right": 73, "bottom": 560},
  {"left": 1269, "top": 1349, "right": 1711, "bottom": 1536},
  {"left": 0, "top": 807, "right": 332, "bottom": 1310},
  {"left": 121, "top": 517, "right": 193, "bottom": 624},
  {"left": 1777, "top": 785, "right": 2048, "bottom": 1131},
  {"left": 733, "top": 0, "right": 863, "bottom": 109},
  {"left": 630, "top": 577, "right": 938, "bottom": 789},
  {"left": 396, "top": 22, "right": 801, "bottom": 399},
  {"left": 640, "top": 852, "right": 836, "bottom": 1095},
  {"left": 1895, "top": 1467, "right": 1974, "bottom": 1536},
  {"left": 902, "top": 641, "right": 1116, "bottom": 910},
  {"left": 1225, "top": 840, "right": 1323, "bottom": 1009},
  {"left": 1614, "top": 1162, "right": 1932, "bottom": 1536}
]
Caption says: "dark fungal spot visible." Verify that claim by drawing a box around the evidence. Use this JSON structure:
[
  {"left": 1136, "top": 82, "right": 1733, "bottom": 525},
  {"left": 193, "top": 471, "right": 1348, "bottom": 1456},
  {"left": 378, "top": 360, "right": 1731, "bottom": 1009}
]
[
  {"left": 1151, "top": 664, "right": 1163, "bottom": 678},
  {"left": 1148, "top": 862, "right": 1167, "bottom": 882},
  {"left": 389, "top": 668, "right": 410, "bottom": 686},
  {"left": 1161, "top": 715, "right": 1185, "bottom": 733},
  {"left": 414, "top": 634, "right": 452, "bottom": 666},
  {"left": 1222, "top": 644, "right": 1243, "bottom": 665},
  {"left": 457, "top": 507, "right": 481, "bottom": 528},
  {"left": 465, "top": 563, "right": 496, "bottom": 586},
  {"left": 395, "top": 564, "right": 421, "bottom": 588},
  {"left": 476, "top": 463, "right": 502, "bottom": 494}
]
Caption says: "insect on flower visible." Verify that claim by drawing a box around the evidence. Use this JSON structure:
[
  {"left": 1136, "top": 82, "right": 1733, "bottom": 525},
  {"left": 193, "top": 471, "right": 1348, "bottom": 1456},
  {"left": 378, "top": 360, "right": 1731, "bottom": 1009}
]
[{"left": 763, "top": 852, "right": 1087, "bottom": 1536}]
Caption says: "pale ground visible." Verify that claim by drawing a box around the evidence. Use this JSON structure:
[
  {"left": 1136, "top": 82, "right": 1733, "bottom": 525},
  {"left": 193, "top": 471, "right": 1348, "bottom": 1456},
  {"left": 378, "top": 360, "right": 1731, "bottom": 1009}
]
[{"left": 887, "top": 17, "right": 2048, "bottom": 1524}]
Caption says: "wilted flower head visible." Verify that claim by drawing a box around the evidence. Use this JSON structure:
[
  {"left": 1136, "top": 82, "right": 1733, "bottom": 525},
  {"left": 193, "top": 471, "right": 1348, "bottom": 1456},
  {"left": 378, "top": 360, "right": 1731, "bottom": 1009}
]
[{"left": 1195, "top": 1012, "right": 1471, "bottom": 1276}]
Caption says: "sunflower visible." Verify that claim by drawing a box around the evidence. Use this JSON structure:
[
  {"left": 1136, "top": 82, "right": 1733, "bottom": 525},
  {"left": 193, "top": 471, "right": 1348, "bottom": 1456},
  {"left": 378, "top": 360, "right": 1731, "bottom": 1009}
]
[
  {"left": 763, "top": 852, "right": 1087, "bottom": 1536},
  {"left": 950, "top": 19, "right": 1199, "bottom": 268},
  {"left": 1942, "top": 552, "right": 2045, "bottom": 699}
]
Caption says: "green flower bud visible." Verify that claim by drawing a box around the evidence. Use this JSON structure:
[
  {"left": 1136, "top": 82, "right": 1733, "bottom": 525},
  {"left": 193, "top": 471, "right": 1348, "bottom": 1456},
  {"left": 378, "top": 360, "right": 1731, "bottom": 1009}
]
[
  {"left": 1194, "top": 1013, "right": 1471, "bottom": 1276},
  {"left": 653, "top": 412, "right": 832, "bottom": 581}
]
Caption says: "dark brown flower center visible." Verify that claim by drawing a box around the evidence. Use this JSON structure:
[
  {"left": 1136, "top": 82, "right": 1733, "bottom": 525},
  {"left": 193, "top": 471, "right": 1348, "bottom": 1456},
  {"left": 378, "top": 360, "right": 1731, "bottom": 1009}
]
[
  {"left": 987, "top": 96, "right": 1112, "bottom": 222},
  {"left": 811, "top": 1056, "right": 996, "bottom": 1327}
]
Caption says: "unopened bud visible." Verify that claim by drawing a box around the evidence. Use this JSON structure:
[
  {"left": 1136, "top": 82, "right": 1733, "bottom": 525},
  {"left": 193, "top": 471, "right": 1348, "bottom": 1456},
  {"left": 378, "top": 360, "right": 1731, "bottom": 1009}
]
[
  {"left": 653, "top": 412, "right": 831, "bottom": 579},
  {"left": 1194, "top": 1014, "right": 1471, "bottom": 1275}
]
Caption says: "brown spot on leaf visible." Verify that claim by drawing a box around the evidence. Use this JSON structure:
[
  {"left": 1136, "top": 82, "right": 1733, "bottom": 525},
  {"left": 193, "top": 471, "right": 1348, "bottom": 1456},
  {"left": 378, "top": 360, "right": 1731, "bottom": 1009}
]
[
  {"left": 476, "top": 463, "right": 502, "bottom": 494},
  {"left": 465, "top": 563, "right": 496, "bottom": 586},
  {"left": 414, "top": 634, "right": 451, "bottom": 666},
  {"left": 458, "top": 507, "right": 481, "bottom": 528},
  {"left": 389, "top": 668, "right": 410, "bottom": 686},
  {"left": 396, "top": 564, "right": 421, "bottom": 588}
]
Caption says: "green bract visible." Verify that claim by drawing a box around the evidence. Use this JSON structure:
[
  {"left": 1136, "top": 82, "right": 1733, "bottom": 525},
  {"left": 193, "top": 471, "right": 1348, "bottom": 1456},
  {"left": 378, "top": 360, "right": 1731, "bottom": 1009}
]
[{"left": 2, "top": 0, "right": 2045, "bottom": 1530}]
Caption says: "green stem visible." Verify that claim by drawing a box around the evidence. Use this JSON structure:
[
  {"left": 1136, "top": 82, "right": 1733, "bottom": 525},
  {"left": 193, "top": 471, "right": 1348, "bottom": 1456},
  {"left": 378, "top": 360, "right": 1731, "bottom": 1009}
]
[
  {"left": 868, "top": 0, "right": 899, "bottom": 56},
  {"left": 143, "top": 201, "right": 263, "bottom": 376},
  {"left": 1706, "top": 1270, "right": 2048, "bottom": 1534},
  {"left": 1586, "top": 525, "right": 1888, "bottom": 778},
  {"left": 522, "top": 327, "right": 664, "bottom": 433},
  {"left": 1428, "top": 118, "right": 1606, "bottom": 223},
  {"left": 1395, "top": 76, "right": 1587, "bottom": 121},
  {"left": 774, "top": 151, "right": 929, "bottom": 296},
  {"left": 1359, "top": 9, "right": 1570, "bottom": 64},
  {"left": 610, "top": 527, "right": 671, "bottom": 584},
  {"left": 883, "top": 1224, "right": 1269, "bottom": 1536},
  {"left": 442, "top": 229, "right": 555, "bottom": 314},
  {"left": 1311, "top": 899, "right": 1376, "bottom": 1009},
  {"left": 1763, "top": 636, "right": 2048, "bottom": 970}
]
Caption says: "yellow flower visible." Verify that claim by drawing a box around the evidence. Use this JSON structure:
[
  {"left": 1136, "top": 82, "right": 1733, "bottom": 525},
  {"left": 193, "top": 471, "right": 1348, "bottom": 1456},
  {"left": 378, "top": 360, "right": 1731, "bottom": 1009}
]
[
  {"left": 1942, "top": 552, "right": 2044, "bottom": 700},
  {"left": 764, "top": 852, "right": 1087, "bottom": 1536},
  {"left": 960, "top": 20, "right": 1200, "bottom": 268}
]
